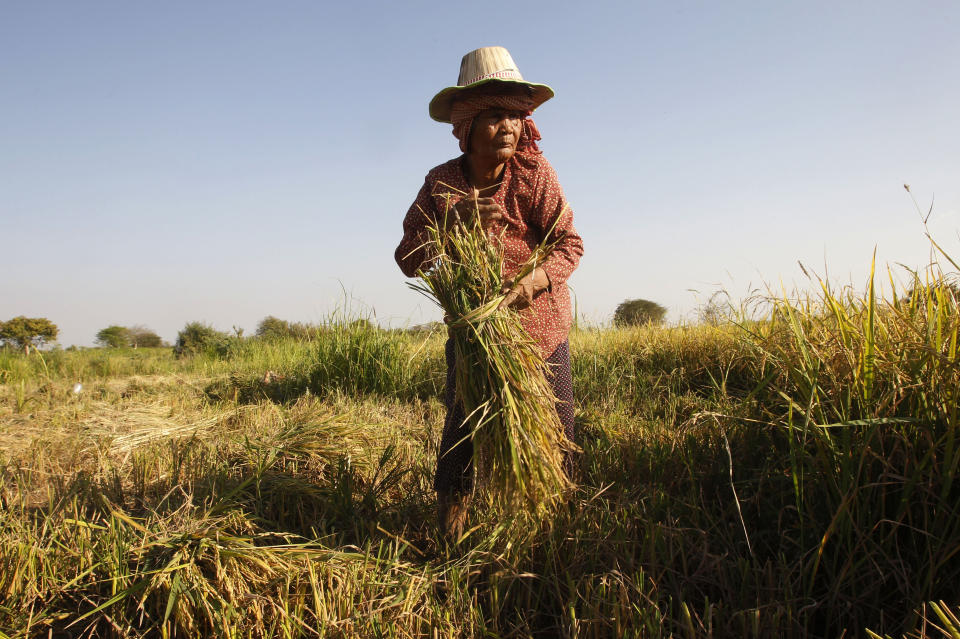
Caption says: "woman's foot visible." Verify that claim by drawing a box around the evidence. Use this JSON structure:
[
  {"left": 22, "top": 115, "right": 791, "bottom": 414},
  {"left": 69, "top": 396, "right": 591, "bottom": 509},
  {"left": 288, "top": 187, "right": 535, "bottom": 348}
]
[{"left": 437, "top": 490, "right": 470, "bottom": 543}]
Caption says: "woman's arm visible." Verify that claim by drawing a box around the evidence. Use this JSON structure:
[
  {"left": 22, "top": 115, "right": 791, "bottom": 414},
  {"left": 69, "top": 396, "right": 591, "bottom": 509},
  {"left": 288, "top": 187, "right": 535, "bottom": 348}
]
[
  {"left": 500, "top": 159, "right": 582, "bottom": 309},
  {"left": 395, "top": 179, "right": 438, "bottom": 277},
  {"left": 532, "top": 159, "right": 584, "bottom": 288}
]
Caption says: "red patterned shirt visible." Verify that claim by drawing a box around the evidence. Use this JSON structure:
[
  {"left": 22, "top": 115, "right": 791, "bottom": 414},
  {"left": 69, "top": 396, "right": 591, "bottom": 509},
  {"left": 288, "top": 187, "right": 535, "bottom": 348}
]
[{"left": 395, "top": 151, "right": 583, "bottom": 358}]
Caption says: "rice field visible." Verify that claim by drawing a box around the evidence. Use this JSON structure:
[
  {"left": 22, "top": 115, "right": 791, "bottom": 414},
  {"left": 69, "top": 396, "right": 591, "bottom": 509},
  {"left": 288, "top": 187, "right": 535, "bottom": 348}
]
[{"left": 1, "top": 257, "right": 959, "bottom": 638}]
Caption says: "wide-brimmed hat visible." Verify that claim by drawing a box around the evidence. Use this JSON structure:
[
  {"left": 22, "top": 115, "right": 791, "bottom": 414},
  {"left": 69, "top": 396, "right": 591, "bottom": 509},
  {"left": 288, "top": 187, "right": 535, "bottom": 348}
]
[{"left": 428, "top": 46, "right": 554, "bottom": 123}]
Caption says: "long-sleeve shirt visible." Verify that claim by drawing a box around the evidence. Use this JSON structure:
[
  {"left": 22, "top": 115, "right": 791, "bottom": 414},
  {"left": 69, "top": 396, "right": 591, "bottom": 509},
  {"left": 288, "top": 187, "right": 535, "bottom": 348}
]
[{"left": 395, "top": 151, "right": 583, "bottom": 358}]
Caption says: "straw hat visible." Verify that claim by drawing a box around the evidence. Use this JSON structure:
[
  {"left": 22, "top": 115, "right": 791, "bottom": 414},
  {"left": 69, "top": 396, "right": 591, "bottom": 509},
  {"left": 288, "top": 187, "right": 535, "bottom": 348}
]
[{"left": 428, "top": 46, "right": 555, "bottom": 123}]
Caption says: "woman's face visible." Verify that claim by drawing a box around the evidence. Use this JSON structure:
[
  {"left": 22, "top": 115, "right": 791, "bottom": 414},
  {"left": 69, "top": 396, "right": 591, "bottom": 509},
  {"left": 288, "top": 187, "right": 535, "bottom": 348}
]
[{"left": 468, "top": 109, "right": 525, "bottom": 164}]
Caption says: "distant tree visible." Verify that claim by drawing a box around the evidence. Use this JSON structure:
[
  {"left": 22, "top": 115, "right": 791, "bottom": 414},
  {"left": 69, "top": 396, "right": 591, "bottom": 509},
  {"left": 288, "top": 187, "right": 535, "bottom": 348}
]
[
  {"left": 95, "top": 325, "right": 132, "bottom": 348},
  {"left": 128, "top": 325, "right": 162, "bottom": 348},
  {"left": 287, "top": 320, "right": 319, "bottom": 339},
  {"left": 256, "top": 316, "right": 292, "bottom": 339},
  {"left": 174, "top": 322, "right": 231, "bottom": 357},
  {"left": 256, "top": 316, "right": 320, "bottom": 340},
  {"left": 95, "top": 325, "right": 162, "bottom": 348},
  {"left": 0, "top": 316, "right": 59, "bottom": 354},
  {"left": 613, "top": 299, "right": 667, "bottom": 327}
]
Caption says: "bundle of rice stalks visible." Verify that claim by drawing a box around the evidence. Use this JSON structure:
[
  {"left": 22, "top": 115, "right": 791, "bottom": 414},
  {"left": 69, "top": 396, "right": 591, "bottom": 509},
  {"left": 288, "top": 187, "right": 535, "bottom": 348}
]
[{"left": 407, "top": 185, "right": 575, "bottom": 514}]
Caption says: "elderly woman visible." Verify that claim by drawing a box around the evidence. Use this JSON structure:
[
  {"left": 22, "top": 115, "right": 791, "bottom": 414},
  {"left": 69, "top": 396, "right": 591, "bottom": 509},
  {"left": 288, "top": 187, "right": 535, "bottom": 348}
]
[{"left": 395, "top": 47, "right": 584, "bottom": 538}]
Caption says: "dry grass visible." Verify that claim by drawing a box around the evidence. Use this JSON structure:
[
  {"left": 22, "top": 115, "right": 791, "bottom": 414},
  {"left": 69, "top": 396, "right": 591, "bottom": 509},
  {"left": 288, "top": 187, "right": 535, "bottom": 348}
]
[{"left": 1, "top": 238, "right": 959, "bottom": 636}]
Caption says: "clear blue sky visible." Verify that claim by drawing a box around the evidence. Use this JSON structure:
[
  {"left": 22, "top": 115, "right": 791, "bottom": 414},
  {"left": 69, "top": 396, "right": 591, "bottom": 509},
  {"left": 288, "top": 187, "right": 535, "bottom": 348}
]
[{"left": 2, "top": 1, "right": 958, "bottom": 346}]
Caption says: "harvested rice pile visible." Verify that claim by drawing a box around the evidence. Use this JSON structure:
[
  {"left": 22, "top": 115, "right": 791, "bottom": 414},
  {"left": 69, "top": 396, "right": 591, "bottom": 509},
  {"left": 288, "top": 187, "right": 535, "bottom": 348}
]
[{"left": 408, "top": 185, "right": 575, "bottom": 514}]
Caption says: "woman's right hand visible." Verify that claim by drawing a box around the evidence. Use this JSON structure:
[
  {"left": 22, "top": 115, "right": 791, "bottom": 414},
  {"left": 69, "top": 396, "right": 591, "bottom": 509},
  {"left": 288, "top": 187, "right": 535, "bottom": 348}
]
[{"left": 451, "top": 189, "right": 503, "bottom": 230}]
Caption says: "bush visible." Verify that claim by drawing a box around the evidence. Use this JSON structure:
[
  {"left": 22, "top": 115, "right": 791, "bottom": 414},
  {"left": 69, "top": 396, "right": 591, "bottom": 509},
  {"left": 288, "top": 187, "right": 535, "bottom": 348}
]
[
  {"left": 174, "top": 322, "right": 233, "bottom": 358},
  {"left": 256, "top": 316, "right": 289, "bottom": 339},
  {"left": 613, "top": 299, "right": 667, "bottom": 327},
  {"left": 255, "top": 316, "right": 319, "bottom": 341}
]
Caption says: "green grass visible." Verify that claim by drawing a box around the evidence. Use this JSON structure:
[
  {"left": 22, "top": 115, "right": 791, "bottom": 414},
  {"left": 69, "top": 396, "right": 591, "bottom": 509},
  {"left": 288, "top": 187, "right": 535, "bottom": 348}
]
[{"left": 1, "top": 258, "right": 959, "bottom": 637}]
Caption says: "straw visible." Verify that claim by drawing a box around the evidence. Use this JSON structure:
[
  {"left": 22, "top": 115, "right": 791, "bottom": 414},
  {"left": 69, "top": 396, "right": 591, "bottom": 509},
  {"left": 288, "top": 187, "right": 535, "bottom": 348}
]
[{"left": 407, "top": 183, "right": 575, "bottom": 515}]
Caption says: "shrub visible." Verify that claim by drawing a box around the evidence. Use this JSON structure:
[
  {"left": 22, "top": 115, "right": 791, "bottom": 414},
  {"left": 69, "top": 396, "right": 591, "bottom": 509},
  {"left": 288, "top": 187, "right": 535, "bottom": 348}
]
[
  {"left": 255, "top": 316, "right": 319, "bottom": 340},
  {"left": 174, "top": 322, "right": 233, "bottom": 358},
  {"left": 613, "top": 299, "right": 667, "bottom": 327},
  {"left": 256, "top": 316, "right": 290, "bottom": 339}
]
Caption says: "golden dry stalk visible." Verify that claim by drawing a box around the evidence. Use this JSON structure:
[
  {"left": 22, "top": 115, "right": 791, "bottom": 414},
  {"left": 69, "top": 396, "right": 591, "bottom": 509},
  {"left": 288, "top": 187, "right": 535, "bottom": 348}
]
[{"left": 407, "top": 184, "right": 576, "bottom": 515}]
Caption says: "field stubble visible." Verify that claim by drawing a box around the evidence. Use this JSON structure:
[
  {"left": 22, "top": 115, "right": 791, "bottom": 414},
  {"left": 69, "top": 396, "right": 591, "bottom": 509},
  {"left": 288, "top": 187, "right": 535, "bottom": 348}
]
[{"left": 1, "top": 259, "right": 959, "bottom": 637}]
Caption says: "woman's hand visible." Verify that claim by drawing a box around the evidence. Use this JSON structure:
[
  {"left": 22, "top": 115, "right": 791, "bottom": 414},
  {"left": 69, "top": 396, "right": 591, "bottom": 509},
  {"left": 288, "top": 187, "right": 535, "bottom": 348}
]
[
  {"left": 451, "top": 189, "right": 503, "bottom": 230},
  {"left": 499, "top": 267, "right": 550, "bottom": 310}
]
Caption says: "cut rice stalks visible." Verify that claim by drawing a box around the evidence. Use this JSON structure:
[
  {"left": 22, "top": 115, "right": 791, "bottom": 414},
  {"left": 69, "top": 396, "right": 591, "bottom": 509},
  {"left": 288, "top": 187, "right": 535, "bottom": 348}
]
[{"left": 407, "top": 183, "right": 576, "bottom": 516}]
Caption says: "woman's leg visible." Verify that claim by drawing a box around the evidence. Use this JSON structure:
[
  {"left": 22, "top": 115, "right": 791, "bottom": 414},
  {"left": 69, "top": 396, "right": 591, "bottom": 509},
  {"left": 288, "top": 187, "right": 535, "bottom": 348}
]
[
  {"left": 434, "top": 338, "right": 473, "bottom": 539},
  {"left": 434, "top": 338, "right": 473, "bottom": 494},
  {"left": 545, "top": 340, "right": 577, "bottom": 479}
]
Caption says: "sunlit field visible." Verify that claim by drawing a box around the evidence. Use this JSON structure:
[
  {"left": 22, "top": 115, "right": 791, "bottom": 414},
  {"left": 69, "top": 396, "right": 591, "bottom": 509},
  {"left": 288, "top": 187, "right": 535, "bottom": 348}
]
[{"left": 2, "top": 255, "right": 958, "bottom": 638}]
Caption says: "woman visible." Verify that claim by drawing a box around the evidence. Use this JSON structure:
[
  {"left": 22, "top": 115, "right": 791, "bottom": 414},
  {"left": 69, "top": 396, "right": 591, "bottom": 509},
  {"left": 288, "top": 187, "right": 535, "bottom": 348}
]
[{"left": 395, "top": 46, "right": 584, "bottom": 539}]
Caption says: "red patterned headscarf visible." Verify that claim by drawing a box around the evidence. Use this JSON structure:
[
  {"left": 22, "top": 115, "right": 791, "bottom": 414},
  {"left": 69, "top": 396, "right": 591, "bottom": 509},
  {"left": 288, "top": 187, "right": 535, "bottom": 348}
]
[{"left": 450, "top": 94, "right": 542, "bottom": 154}]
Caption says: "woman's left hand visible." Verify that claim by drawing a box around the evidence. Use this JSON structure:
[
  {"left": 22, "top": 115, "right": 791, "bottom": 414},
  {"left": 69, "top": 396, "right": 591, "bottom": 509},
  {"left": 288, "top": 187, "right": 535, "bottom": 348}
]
[{"left": 499, "top": 267, "right": 550, "bottom": 310}]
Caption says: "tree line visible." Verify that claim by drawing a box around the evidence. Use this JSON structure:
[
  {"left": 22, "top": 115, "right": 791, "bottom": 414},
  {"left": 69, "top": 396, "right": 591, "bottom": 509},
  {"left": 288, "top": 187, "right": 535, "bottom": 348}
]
[
  {"left": 0, "top": 317, "right": 163, "bottom": 353},
  {"left": 2, "top": 299, "right": 676, "bottom": 356}
]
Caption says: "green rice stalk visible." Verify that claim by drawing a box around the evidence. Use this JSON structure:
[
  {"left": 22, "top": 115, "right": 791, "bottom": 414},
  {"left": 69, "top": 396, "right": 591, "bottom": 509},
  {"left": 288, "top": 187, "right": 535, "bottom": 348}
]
[{"left": 407, "top": 183, "right": 576, "bottom": 514}]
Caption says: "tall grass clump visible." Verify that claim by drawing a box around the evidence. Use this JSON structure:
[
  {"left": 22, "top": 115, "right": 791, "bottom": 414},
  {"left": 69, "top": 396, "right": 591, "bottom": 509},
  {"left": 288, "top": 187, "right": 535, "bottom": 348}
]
[
  {"left": 308, "top": 316, "right": 442, "bottom": 400},
  {"left": 407, "top": 186, "right": 575, "bottom": 514},
  {"left": 736, "top": 248, "right": 960, "bottom": 633}
]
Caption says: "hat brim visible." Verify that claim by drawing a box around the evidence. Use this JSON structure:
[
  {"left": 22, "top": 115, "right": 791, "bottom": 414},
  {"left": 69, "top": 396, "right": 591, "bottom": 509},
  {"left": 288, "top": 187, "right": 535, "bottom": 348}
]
[{"left": 428, "top": 79, "right": 555, "bottom": 123}]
